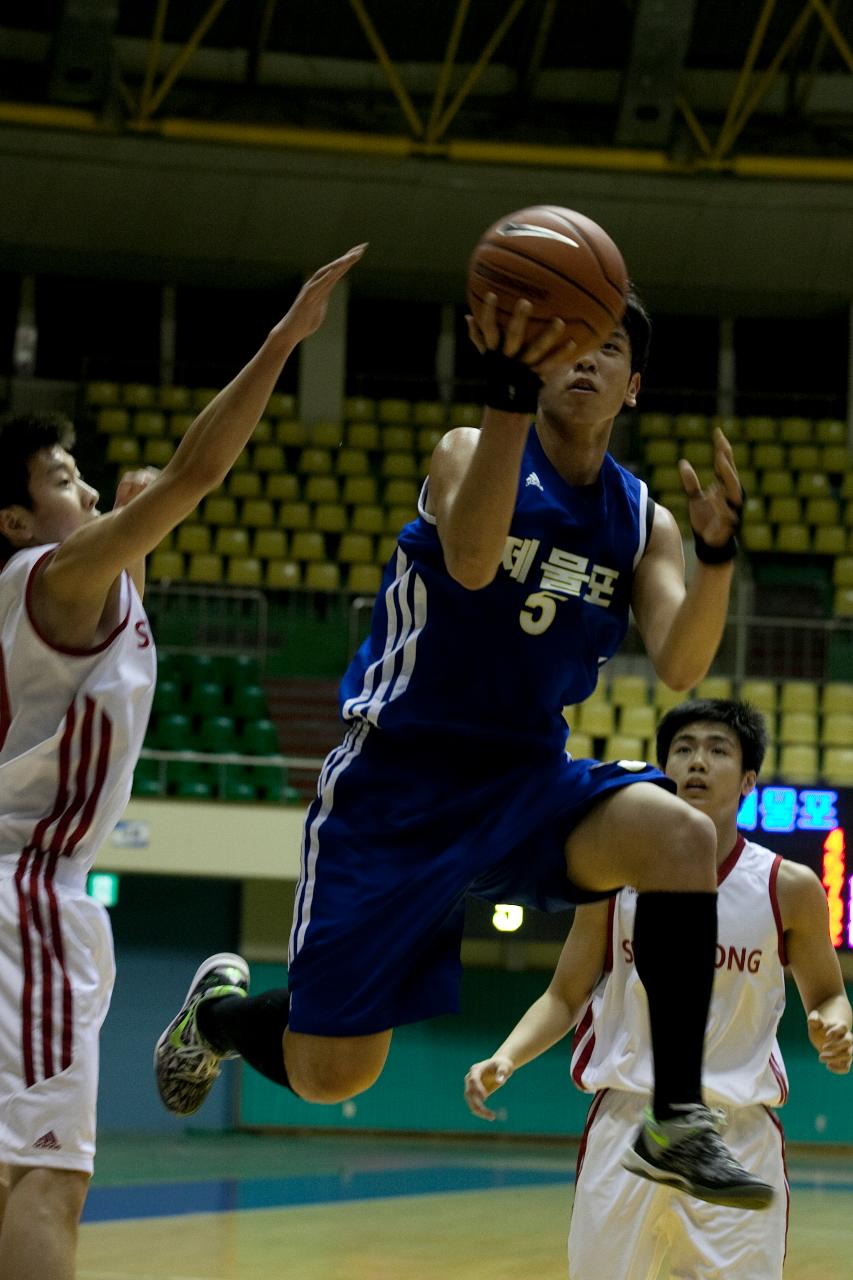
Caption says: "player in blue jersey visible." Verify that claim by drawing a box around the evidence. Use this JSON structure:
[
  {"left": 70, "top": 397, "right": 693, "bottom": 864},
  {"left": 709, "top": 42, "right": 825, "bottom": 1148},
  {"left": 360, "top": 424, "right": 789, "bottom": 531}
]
[{"left": 155, "top": 283, "right": 768, "bottom": 1207}]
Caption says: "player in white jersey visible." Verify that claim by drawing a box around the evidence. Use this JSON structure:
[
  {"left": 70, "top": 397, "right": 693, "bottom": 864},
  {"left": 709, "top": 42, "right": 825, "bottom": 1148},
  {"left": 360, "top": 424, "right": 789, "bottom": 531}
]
[
  {"left": 0, "top": 244, "right": 364, "bottom": 1280},
  {"left": 465, "top": 698, "right": 852, "bottom": 1278}
]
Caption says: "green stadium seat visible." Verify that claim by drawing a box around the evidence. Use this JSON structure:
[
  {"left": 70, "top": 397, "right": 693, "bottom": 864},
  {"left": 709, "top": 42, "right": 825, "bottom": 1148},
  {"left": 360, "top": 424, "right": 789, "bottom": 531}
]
[
  {"left": 805, "top": 497, "right": 840, "bottom": 526},
  {"left": 417, "top": 427, "right": 444, "bottom": 455},
  {"left": 192, "top": 387, "right": 219, "bottom": 410},
  {"left": 242, "top": 718, "right": 279, "bottom": 755},
  {"left": 188, "top": 680, "right": 225, "bottom": 716},
  {"left": 198, "top": 715, "right": 238, "bottom": 752},
  {"left": 132, "top": 758, "right": 166, "bottom": 797},
  {"left": 652, "top": 680, "right": 686, "bottom": 712},
  {"left": 231, "top": 682, "right": 268, "bottom": 720},
  {"left": 376, "top": 535, "right": 399, "bottom": 564},
  {"left": 385, "top": 505, "right": 417, "bottom": 532},
  {"left": 169, "top": 412, "right": 195, "bottom": 439},
  {"left": 152, "top": 678, "right": 182, "bottom": 716},
  {"left": 384, "top": 479, "right": 419, "bottom": 507},
  {"left": 682, "top": 441, "right": 713, "bottom": 468},
  {"left": 168, "top": 759, "right": 213, "bottom": 799},
  {"left": 813, "top": 527, "right": 846, "bottom": 555},
  {"left": 638, "top": 413, "right": 672, "bottom": 438},
  {"left": 219, "top": 767, "right": 258, "bottom": 803},
  {"left": 155, "top": 712, "right": 192, "bottom": 750}
]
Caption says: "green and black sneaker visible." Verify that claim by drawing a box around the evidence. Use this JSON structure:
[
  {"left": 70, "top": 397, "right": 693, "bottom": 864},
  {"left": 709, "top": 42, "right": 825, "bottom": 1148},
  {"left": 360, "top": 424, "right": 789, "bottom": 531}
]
[
  {"left": 621, "top": 1104, "right": 775, "bottom": 1210},
  {"left": 154, "top": 953, "right": 249, "bottom": 1117}
]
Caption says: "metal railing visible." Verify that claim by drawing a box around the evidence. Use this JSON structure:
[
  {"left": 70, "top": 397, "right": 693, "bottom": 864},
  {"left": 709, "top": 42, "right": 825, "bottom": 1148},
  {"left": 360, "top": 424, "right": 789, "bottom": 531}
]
[{"left": 144, "top": 582, "right": 269, "bottom": 663}]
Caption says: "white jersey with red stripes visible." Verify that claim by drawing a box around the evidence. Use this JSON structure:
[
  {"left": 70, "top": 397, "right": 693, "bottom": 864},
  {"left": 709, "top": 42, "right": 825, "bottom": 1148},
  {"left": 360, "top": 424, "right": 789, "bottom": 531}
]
[
  {"left": 0, "top": 544, "right": 155, "bottom": 883},
  {"left": 571, "top": 836, "right": 789, "bottom": 1109}
]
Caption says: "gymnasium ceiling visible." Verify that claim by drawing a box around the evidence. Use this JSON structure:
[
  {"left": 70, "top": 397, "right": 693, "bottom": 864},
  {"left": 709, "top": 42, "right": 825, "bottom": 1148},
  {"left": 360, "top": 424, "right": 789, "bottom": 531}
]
[{"left": 3, "top": 0, "right": 853, "bottom": 179}]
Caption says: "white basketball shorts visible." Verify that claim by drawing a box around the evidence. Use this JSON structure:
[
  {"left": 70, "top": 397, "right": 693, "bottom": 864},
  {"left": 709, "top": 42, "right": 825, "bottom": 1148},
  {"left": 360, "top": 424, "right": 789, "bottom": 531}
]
[
  {"left": 568, "top": 1089, "right": 788, "bottom": 1280},
  {"left": 0, "top": 858, "right": 115, "bottom": 1174}
]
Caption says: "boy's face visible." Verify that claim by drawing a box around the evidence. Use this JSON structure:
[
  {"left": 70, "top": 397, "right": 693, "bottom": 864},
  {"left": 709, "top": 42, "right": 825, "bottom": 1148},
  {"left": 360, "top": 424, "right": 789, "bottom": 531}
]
[
  {"left": 537, "top": 323, "right": 641, "bottom": 427},
  {"left": 0, "top": 446, "right": 100, "bottom": 548},
  {"left": 664, "top": 720, "right": 756, "bottom": 822}
]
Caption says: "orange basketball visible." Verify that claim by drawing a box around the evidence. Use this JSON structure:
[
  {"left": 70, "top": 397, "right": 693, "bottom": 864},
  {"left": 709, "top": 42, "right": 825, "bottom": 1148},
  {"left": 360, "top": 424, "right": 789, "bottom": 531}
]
[{"left": 467, "top": 205, "right": 629, "bottom": 352}]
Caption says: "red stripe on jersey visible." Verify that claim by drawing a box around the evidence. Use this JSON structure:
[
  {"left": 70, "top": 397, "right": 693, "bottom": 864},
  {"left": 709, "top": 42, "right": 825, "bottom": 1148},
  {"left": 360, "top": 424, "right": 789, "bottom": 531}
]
[
  {"left": 0, "top": 644, "right": 11, "bottom": 751},
  {"left": 28, "top": 703, "right": 76, "bottom": 853},
  {"left": 575, "top": 1089, "right": 608, "bottom": 1186},
  {"left": 14, "top": 852, "right": 36, "bottom": 1087},
  {"left": 571, "top": 1005, "right": 595, "bottom": 1088},
  {"left": 62, "top": 709, "right": 112, "bottom": 859},
  {"left": 717, "top": 834, "right": 745, "bottom": 886},
  {"left": 769, "top": 1050, "right": 789, "bottom": 1105},
  {"left": 43, "top": 851, "right": 74, "bottom": 1071},
  {"left": 49, "top": 697, "right": 95, "bottom": 855},
  {"left": 26, "top": 851, "right": 55, "bottom": 1080},
  {"left": 768, "top": 855, "right": 788, "bottom": 965},
  {"left": 764, "top": 1107, "right": 790, "bottom": 1260}
]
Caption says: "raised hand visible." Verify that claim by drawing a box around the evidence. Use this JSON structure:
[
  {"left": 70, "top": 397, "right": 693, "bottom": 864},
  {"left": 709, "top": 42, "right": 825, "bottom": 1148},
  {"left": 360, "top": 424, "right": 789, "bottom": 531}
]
[
  {"left": 466, "top": 292, "right": 578, "bottom": 375},
  {"left": 274, "top": 244, "right": 367, "bottom": 347},
  {"left": 808, "top": 1010, "right": 853, "bottom": 1074},
  {"left": 113, "top": 467, "right": 160, "bottom": 509},
  {"left": 679, "top": 428, "right": 743, "bottom": 551},
  {"left": 464, "top": 1054, "right": 515, "bottom": 1120}
]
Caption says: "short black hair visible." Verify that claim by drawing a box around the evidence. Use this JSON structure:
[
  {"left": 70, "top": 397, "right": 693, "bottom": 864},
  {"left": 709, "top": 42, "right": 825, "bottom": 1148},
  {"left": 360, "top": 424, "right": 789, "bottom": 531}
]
[
  {"left": 656, "top": 698, "right": 768, "bottom": 775},
  {"left": 623, "top": 285, "right": 651, "bottom": 375},
  {"left": 0, "top": 411, "right": 76, "bottom": 562}
]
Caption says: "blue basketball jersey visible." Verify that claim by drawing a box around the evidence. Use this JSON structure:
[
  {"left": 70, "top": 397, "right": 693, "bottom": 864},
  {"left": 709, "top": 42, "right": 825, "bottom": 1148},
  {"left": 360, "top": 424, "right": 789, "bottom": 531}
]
[{"left": 340, "top": 425, "right": 651, "bottom": 756}]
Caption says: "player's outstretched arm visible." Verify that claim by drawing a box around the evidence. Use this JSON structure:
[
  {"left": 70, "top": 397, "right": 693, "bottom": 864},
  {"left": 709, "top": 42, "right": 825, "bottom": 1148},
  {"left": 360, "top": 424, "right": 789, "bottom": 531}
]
[
  {"left": 428, "top": 293, "right": 575, "bottom": 590},
  {"left": 631, "top": 428, "right": 742, "bottom": 690},
  {"left": 464, "top": 901, "right": 608, "bottom": 1120},
  {"left": 779, "top": 860, "right": 853, "bottom": 1075},
  {"left": 34, "top": 246, "right": 365, "bottom": 643}
]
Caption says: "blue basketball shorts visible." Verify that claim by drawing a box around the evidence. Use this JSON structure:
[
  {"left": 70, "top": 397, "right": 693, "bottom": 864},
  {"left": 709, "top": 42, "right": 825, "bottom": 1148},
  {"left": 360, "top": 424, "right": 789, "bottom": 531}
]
[{"left": 286, "top": 722, "right": 673, "bottom": 1036}]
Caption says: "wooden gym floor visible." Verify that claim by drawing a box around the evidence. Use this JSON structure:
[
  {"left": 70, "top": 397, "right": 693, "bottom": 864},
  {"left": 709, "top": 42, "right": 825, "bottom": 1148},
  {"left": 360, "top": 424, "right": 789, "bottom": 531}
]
[{"left": 77, "top": 1131, "right": 853, "bottom": 1280}]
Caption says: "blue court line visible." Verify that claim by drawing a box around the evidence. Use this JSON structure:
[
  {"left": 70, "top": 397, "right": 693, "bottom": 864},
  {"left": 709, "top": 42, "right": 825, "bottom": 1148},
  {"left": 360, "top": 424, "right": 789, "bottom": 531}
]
[
  {"left": 82, "top": 1166, "right": 853, "bottom": 1224},
  {"left": 83, "top": 1165, "right": 569, "bottom": 1222}
]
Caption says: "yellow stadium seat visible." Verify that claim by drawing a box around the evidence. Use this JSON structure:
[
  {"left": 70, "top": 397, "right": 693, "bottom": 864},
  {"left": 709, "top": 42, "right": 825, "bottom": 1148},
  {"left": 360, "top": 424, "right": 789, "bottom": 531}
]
[
  {"left": 148, "top": 550, "right": 185, "bottom": 581},
  {"left": 675, "top": 414, "right": 708, "bottom": 439},
  {"left": 378, "top": 398, "right": 412, "bottom": 423},
  {"left": 710, "top": 415, "right": 741, "bottom": 438},
  {"left": 106, "top": 437, "right": 141, "bottom": 466},
  {"left": 267, "top": 392, "right": 296, "bottom": 418},
  {"left": 730, "top": 441, "right": 751, "bottom": 468},
  {"left": 566, "top": 731, "right": 594, "bottom": 758},
  {"left": 275, "top": 419, "right": 307, "bottom": 447},
  {"left": 576, "top": 702, "right": 615, "bottom": 738},
  {"left": 252, "top": 529, "right": 287, "bottom": 560},
  {"left": 767, "top": 496, "right": 801, "bottom": 524},
  {"left": 313, "top": 504, "right": 347, "bottom": 534},
  {"left": 228, "top": 472, "right": 262, "bottom": 500},
  {"left": 202, "top": 496, "right": 237, "bottom": 525},
  {"left": 603, "top": 734, "right": 646, "bottom": 761},
  {"left": 816, "top": 418, "right": 845, "bottom": 444},
  {"left": 298, "top": 448, "right": 332, "bottom": 475},
  {"left": 822, "top": 747, "right": 853, "bottom": 786},
  {"left": 779, "top": 744, "right": 819, "bottom": 784},
  {"left": 346, "top": 563, "right": 382, "bottom": 594},
  {"left": 739, "top": 680, "right": 777, "bottom": 714},
  {"left": 338, "top": 533, "right": 374, "bottom": 564},
  {"left": 386, "top": 504, "right": 417, "bottom": 532},
  {"left": 752, "top": 443, "right": 785, "bottom": 471},
  {"left": 122, "top": 383, "right": 157, "bottom": 408},
  {"left": 821, "top": 445, "right": 849, "bottom": 473},
  {"left": 134, "top": 410, "right": 166, "bottom": 437},
  {"left": 303, "top": 475, "right": 340, "bottom": 504},
  {"left": 187, "top": 553, "right": 223, "bottom": 584},
  {"left": 279, "top": 501, "right": 311, "bottom": 531},
  {"left": 833, "top": 587, "right": 853, "bottom": 617},
  {"left": 417, "top": 427, "right": 444, "bottom": 455},
  {"left": 344, "top": 396, "right": 376, "bottom": 421},
  {"left": 336, "top": 448, "right": 370, "bottom": 476},
  {"left": 86, "top": 381, "right": 119, "bottom": 407},
  {"left": 266, "top": 559, "right": 302, "bottom": 590},
  {"left": 805, "top": 497, "right": 840, "bottom": 526},
  {"left": 251, "top": 418, "right": 273, "bottom": 445},
  {"left": 142, "top": 439, "right": 172, "bottom": 468},
  {"left": 823, "top": 713, "right": 853, "bottom": 747},
  {"left": 376, "top": 535, "right": 398, "bottom": 564},
  {"left": 305, "top": 561, "right": 341, "bottom": 591},
  {"left": 342, "top": 475, "right": 378, "bottom": 506},
  {"left": 645, "top": 439, "right": 678, "bottom": 466},
  {"left": 844, "top": 501, "right": 853, "bottom": 527},
  {"left": 158, "top": 385, "right": 191, "bottom": 411},
  {"left": 175, "top": 524, "right": 211, "bottom": 555},
  {"left": 306, "top": 421, "right": 342, "bottom": 448},
  {"left": 780, "top": 682, "right": 817, "bottom": 713},
  {"left": 760, "top": 470, "right": 793, "bottom": 497},
  {"left": 653, "top": 680, "right": 687, "bottom": 711},
  {"left": 741, "top": 523, "right": 773, "bottom": 553},
  {"left": 96, "top": 407, "right": 129, "bottom": 434},
  {"left": 619, "top": 704, "right": 656, "bottom": 738},
  {"left": 813, "top": 527, "right": 846, "bottom": 556},
  {"left": 796, "top": 471, "right": 830, "bottom": 498},
  {"left": 449, "top": 403, "right": 481, "bottom": 428},
  {"left": 821, "top": 683, "right": 853, "bottom": 715},
  {"left": 192, "top": 387, "right": 219, "bottom": 411},
  {"left": 384, "top": 479, "right": 419, "bottom": 507},
  {"left": 779, "top": 417, "right": 812, "bottom": 444},
  {"left": 413, "top": 401, "right": 446, "bottom": 427},
  {"left": 242, "top": 499, "right": 275, "bottom": 528},
  {"left": 226, "top": 556, "right": 262, "bottom": 587},
  {"left": 265, "top": 474, "right": 300, "bottom": 502},
  {"left": 696, "top": 676, "right": 733, "bottom": 699},
  {"left": 252, "top": 444, "right": 285, "bottom": 473},
  {"left": 291, "top": 531, "right": 326, "bottom": 562},
  {"left": 682, "top": 441, "right": 713, "bottom": 468},
  {"left": 351, "top": 505, "right": 385, "bottom": 536},
  {"left": 788, "top": 445, "right": 820, "bottom": 471},
  {"left": 775, "top": 524, "right": 810, "bottom": 553},
  {"left": 778, "top": 712, "right": 818, "bottom": 745},
  {"left": 169, "top": 412, "right": 195, "bottom": 439},
  {"left": 638, "top": 413, "right": 672, "bottom": 438},
  {"left": 744, "top": 417, "right": 776, "bottom": 442},
  {"left": 214, "top": 527, "right": 250, "bottom": 558},
  {"left": 610, "top": 674, "right": 649, "bottom": 707},
  {"left": 650, "top": 466, "right": 682, "bottom": 493},
  {"left": 380, "top": 425, "right": 415, "bottom": 452},
  {"left": 346, "top": 422, "right": 380, "bottom": 451},
  {"left": 832, "top": 556, "right": 853, "bottom": 587},
  {"left": 742, "top": 496, "right": 766, "bottom": 524}
]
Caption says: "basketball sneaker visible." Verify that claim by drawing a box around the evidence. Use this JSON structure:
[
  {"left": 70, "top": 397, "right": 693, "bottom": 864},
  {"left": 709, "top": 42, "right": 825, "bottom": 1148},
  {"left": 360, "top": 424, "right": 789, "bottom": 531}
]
[
  {"left": 621, "top": 1104, "right": 775, "bottom": 1210},
  {"left": 154, "top": 953, "right": 249, "bottom": 1117}
]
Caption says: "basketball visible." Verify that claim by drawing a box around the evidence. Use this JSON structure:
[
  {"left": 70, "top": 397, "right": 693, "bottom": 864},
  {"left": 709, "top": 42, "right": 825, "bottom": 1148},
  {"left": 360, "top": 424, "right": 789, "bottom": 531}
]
[{"left": 467, "top": 205, "right": 629, "bottom": 352}]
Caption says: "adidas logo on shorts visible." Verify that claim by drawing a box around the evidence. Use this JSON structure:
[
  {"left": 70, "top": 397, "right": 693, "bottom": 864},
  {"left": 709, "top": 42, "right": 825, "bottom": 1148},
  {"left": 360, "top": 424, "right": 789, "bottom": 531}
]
[{"left": 33, "top": 1130, "right": 62, "bottom": 1151}]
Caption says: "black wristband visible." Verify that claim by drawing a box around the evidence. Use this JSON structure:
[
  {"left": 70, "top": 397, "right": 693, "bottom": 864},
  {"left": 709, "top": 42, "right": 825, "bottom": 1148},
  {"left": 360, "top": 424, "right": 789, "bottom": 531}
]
[
  {"left": 693, "top": 532, "right": 738, "bottom": 564},
  {"left": 483, "top": 349, "right": 542, "bottom": 414}
]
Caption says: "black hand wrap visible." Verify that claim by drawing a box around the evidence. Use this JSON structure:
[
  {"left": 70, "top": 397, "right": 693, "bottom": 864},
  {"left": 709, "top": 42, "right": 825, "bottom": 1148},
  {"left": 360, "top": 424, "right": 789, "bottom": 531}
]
[
  {"left": 483, "top": 350, "right": 542, "bottom": 414},
  {"left": 693, "top": 488, "right": 745, "bottom": 565}
]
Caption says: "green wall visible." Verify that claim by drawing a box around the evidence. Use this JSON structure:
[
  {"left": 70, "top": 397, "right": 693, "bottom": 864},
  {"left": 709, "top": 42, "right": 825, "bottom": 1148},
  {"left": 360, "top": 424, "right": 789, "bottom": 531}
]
[{"left": 240, "top": 964, "right": 853, "bottom": 1143}]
